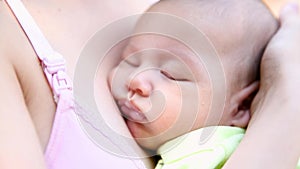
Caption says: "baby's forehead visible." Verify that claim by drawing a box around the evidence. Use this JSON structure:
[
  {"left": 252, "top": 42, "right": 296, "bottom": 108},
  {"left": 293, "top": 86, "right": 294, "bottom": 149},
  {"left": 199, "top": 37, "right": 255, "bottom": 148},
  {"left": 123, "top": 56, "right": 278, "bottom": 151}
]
[
  {"left": 125, "top": 34, "right": 198, "bottom": 62},
  {"left": 124, "top": 34, "right": 209, "bottom": 80}
]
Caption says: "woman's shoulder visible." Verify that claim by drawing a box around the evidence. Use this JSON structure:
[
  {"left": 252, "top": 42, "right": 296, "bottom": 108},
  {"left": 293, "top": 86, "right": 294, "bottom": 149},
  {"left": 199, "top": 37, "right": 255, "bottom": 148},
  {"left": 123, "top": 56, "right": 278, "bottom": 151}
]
[
  {"left": 0, "top": 0, "right": 54, "bottom": 103},
  {"left": 0, "top": 1, "right": 56, "bottom": 149},
  {"left": 0, "top": 1, "right": 40, "bottom": 76}
]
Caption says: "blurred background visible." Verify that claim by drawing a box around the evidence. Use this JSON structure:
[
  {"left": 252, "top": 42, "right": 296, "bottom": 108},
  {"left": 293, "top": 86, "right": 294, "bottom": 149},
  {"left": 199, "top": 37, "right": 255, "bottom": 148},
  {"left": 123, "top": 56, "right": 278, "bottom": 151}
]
[{"left": 263, "top": 0, "right": 300, "bottom": 17}]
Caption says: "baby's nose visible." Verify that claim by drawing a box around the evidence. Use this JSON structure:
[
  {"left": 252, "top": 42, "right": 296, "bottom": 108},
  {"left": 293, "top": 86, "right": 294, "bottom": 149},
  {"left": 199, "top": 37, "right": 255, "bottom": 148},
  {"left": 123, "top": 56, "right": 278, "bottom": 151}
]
[{"left": 127, "top": 71, "right": 154, "bottom": 97}]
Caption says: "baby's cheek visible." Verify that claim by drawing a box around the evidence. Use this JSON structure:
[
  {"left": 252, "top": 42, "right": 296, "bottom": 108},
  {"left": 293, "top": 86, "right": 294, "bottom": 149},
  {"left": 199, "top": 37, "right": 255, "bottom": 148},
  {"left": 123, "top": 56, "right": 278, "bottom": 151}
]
[
  {"left": 108, "top": 67, "right": 127, "bottom": 99},
  {"left": 108, "top": 67, "right": 117, "bottom": 87},
  {"left": 187, "top": 84, "right": 212, "bottom": 128}
]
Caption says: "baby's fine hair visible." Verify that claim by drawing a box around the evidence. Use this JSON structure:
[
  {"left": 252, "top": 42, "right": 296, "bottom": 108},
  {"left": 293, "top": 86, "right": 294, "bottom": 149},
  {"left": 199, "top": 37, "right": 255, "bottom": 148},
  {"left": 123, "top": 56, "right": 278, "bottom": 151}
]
[{"left": 150, "top": 0, "right": 279, "bottom": 88}]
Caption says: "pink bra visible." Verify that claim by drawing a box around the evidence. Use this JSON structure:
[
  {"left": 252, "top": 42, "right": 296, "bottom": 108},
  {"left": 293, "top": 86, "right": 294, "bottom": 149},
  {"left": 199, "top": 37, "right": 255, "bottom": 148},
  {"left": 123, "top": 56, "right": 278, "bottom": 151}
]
[{"left": 5, "top": 0, "right": 148, "bottom": 168}]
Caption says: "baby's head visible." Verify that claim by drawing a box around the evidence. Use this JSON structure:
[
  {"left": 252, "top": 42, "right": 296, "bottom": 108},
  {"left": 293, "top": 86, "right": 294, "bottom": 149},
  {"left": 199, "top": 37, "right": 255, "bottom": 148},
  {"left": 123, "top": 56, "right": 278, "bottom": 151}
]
[{"left": 109, "top": 0, "right": 278, "bottom": 151}]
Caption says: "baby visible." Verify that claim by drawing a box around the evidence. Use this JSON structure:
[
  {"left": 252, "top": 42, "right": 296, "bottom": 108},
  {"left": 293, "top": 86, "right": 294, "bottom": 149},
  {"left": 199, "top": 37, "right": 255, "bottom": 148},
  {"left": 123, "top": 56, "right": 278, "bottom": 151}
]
[{"left": 109, "top": 0, "right": 281, "bottom": 168}]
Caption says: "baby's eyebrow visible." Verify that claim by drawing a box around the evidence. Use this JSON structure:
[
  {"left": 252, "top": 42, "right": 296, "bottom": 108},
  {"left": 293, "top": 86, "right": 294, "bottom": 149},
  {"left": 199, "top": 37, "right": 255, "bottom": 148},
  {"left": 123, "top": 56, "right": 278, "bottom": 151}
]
[
  {"left": 122, "top": 43, "right": 140, "bottom": 57},
  {"left": 121, "top": 45, "right": 135, "bottom": 60},
  {"left": 166, "top": 45, "right": 200, "bottom": 65}
]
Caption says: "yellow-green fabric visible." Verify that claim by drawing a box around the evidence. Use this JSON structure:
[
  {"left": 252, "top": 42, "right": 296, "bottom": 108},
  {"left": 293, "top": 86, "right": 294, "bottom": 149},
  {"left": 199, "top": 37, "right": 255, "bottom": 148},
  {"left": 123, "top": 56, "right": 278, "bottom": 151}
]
[{"left": 155, "top": 126, "right": 300, "bottom": 169}]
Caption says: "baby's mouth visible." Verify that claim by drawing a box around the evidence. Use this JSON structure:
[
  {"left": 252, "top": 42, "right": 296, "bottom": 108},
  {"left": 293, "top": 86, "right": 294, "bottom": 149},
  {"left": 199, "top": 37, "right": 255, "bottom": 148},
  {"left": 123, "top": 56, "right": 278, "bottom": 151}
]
[{"left": 117, "top": 100, "right": 148, "bottom": 123}]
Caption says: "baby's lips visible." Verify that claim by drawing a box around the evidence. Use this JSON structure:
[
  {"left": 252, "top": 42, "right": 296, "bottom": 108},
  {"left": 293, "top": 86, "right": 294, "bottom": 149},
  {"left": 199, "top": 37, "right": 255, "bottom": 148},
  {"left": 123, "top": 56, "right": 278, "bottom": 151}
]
[
  {"left": 127, "top": 100, "right": 141, "bottom": 112},
  {"left": 117, "top": 99, "right": 148, "bottom": 123},
  {"left": 121, "top": 106, "right": 147, "bottom": 122}
]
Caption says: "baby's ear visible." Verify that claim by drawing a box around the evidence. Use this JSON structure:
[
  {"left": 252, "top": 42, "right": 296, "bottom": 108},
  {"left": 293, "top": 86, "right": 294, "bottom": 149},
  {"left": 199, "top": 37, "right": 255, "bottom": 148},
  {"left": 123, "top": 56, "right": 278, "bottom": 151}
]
[{"left": 230, "top": 81, "right": 259, "bottom": 128}]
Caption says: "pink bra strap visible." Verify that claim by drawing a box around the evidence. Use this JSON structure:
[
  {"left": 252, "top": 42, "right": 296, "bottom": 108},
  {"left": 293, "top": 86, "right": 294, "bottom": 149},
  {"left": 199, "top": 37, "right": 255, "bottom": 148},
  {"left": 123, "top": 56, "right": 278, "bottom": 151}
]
[{"left": 5, "top": 0, "right": 72, "bottom": 102}]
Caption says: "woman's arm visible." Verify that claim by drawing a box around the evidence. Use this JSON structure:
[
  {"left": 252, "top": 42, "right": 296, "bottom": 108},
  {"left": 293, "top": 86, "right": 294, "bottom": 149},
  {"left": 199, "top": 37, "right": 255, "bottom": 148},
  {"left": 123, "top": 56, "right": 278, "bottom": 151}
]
[
  {"left": 0, "top": 53, "right": 46, "bottom": 169},
  {"left": 224, "top": 3, "right": 300, "bottom": 169},
  {"left": 0, "top": 3, "right": 46, "bottom": 168}
]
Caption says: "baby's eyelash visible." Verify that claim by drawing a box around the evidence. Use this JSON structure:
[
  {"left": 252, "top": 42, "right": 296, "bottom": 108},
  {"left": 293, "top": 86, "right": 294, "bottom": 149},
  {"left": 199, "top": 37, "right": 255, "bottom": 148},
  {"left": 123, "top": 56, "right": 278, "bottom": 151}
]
[
  {"left": 123, "top": 59, "right": 139, "bottom": 67},
  {"left": 160, "top": 70, "right": 175, "bottom": 80},
  {"left": 160, "top": 70, "right": 190, "bottom": 82}
]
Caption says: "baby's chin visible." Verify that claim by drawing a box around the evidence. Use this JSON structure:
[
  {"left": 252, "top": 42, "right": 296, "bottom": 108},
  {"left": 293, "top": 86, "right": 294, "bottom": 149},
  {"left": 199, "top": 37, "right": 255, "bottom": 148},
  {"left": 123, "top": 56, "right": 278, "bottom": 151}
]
[
  {"left": 125, "top": 119, "right": 195, "bottom": 152},
  {"left": 134, "top": 136, "right": 165, "bottom": 152},
  {"left": 129, "top": 128, "right": 189, "bottom": 153},
  {"left": 125, "top": 121, "right": 165, "bottom": 151}
]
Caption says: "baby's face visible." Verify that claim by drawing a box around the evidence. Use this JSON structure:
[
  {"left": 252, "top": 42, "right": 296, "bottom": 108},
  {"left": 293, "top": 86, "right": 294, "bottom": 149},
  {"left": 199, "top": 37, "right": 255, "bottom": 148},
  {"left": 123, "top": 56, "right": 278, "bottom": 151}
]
[{"left": 109, "top": 35, "right": 217, "bottom": 150}]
